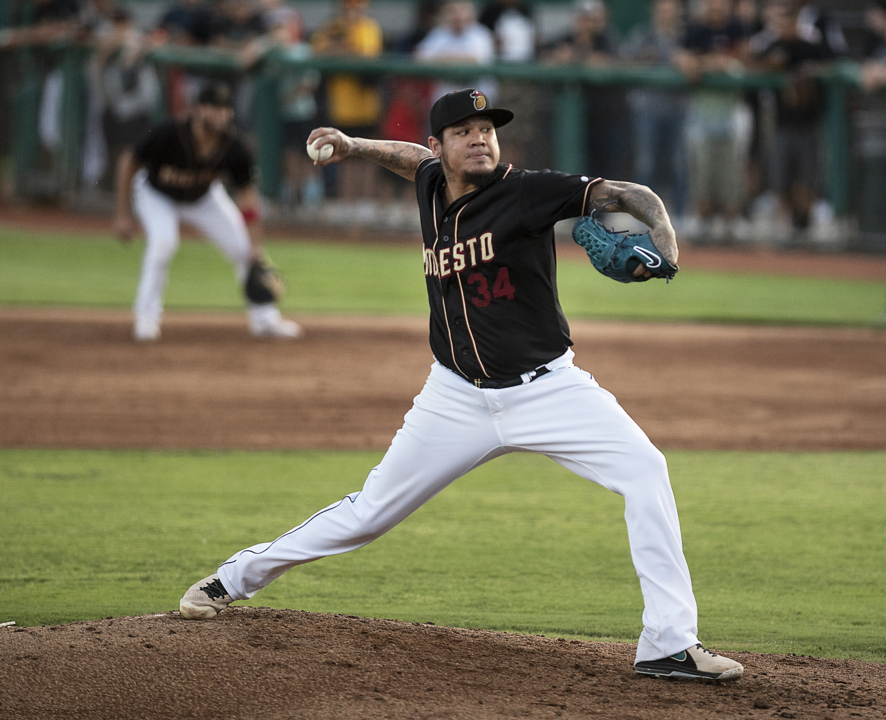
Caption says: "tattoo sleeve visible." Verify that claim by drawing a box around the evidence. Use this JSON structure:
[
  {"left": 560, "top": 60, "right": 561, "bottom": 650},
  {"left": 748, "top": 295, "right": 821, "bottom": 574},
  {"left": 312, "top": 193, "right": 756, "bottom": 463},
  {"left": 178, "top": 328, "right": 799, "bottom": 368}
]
[
  {"left": 587, "top": 180, "right": 678, "bottom": 264},
  {"left": 350, "top": 138, "right": 434, "bottom": 181}
]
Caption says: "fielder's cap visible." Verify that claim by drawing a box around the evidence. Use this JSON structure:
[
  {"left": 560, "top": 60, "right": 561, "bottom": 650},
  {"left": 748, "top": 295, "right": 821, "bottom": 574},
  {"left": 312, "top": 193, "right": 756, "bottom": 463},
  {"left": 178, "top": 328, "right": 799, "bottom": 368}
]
[
  {"left": 197, "top": 82, "right": 234, "bottom": 107},
  {"left": 429, "top": 88, "right": 514, "bottom": 137}
]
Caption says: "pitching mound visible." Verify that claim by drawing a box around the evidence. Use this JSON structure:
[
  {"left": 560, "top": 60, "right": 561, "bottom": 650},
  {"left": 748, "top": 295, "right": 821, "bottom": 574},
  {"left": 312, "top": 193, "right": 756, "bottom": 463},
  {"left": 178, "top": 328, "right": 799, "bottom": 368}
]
[{"left": 2, "top": 608, "right": 883, "bottom": 719}]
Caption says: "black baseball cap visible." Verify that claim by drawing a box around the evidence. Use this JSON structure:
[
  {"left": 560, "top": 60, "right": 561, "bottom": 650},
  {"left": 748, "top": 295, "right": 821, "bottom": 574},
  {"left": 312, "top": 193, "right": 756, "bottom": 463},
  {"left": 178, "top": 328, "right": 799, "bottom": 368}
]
[
  {"left": 429, "top": 89, "right": 514, "bottom": 137},
  {"left": 197, "top": 82, "right": 234, "bottom": 107}
]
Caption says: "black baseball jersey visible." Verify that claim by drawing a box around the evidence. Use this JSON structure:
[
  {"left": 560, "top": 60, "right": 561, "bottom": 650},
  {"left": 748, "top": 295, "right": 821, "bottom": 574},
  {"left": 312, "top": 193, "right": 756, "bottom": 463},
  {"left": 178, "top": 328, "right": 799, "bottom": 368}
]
[
  {"left": 133, "top": 119, "right": 255, "bottom": 202},
  {"left": 415, "top": 158, "right": 602, "bottom": 380}
]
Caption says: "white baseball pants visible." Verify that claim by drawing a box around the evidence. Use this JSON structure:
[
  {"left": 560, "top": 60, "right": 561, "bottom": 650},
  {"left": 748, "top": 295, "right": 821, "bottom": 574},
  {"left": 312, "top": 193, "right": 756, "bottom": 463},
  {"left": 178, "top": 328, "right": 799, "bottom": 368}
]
[
  {"left": 131, "top": 170, "right": 281, "bottom": 328},
  {"left": 219, "top": 350, "right": 700, "bottom": 663}
]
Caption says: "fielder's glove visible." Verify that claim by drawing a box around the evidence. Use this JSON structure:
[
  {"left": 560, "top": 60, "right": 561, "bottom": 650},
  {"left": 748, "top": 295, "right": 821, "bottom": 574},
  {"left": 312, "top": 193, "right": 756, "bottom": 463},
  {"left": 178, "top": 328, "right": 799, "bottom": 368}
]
[
  {"left": 572, "top": 212, "right": 679, "bottom": 284},
  {"left": 244, "top": 253, "right": 286, "bottom": 304}
]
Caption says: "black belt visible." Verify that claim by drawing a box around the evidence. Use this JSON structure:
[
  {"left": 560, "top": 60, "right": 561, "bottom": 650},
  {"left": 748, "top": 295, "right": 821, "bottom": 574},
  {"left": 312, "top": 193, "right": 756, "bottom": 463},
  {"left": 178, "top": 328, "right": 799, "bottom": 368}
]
[{"left": 471, "top": 366, "right": 551, "bottom": 389}]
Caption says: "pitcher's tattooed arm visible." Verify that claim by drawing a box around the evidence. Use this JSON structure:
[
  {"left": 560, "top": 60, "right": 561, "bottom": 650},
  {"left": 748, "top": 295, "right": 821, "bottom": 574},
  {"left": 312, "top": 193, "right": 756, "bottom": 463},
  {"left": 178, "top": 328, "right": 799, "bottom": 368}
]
[
  {"left": 305, "top": 126, "right": 433, "bottom": 181},
  {"left": 588, "top": 180, "right": 678, "bottom": 266},
  {"left": 348, "top": 138, "right": 434, "bottom": 181}
]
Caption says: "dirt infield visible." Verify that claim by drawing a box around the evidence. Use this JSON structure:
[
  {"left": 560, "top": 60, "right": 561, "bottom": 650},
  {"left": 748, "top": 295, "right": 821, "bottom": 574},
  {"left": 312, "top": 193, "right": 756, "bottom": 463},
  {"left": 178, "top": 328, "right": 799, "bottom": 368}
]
[
  {"left": 1, "top": 308, "right": 884, "bottom": 452},
  {"left": 1, "top": 305, "right": 885, "bottom": 719}
]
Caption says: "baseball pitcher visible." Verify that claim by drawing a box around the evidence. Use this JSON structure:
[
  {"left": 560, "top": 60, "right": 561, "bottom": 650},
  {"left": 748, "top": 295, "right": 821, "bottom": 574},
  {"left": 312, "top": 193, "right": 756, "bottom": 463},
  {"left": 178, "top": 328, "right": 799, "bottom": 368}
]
[{"left": 179, "top": 88, "right": 743, "bottom": 681}]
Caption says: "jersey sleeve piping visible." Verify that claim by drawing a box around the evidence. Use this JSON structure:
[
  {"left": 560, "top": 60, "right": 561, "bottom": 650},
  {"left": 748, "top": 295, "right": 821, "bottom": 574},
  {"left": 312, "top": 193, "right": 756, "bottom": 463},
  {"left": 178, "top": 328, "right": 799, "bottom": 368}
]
[
  {"left": 431, "top": 190, "right": 440, "bottom": 250},
  {"left": 417, "top": 155, "right": 436, "bottom": 170},
  {"left": 580, "top": 177, "right": 605, "bottom": 216},
  {"left": 415, "top": 155, "right": 437, "bottom": 182},
  {"left": 432, "top": 192, "right": 466, "bottom": 377},
  {"left": 453, "top": 203, "right": 489, "bottom": 378}
]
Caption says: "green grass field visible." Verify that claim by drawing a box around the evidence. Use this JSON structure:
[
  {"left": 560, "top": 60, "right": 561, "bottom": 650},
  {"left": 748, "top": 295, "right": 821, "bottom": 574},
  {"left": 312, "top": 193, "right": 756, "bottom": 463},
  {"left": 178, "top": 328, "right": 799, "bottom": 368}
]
[
  {"left": 1, "top": 226, "right": 884, "bottom": 663},
  {"left": 0, "top": 450, "right": 883, "bottom": 662},
  {"left": 1, "top": 230, "right": 884, "bottom": 325}
]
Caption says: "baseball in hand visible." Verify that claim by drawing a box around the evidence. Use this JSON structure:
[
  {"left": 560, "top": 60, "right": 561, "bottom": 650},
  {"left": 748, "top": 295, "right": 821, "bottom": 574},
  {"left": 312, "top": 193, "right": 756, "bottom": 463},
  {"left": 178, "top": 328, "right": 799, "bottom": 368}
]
[{"left": 307, "top": 139, "right": 333, "bottom": 162}]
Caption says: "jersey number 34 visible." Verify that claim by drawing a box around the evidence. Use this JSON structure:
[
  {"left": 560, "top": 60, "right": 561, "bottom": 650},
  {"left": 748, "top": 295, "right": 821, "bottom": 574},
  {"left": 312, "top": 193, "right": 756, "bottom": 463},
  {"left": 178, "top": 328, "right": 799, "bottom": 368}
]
[{"left": 468, "top": 267, "right": 515, "bottom": 308}]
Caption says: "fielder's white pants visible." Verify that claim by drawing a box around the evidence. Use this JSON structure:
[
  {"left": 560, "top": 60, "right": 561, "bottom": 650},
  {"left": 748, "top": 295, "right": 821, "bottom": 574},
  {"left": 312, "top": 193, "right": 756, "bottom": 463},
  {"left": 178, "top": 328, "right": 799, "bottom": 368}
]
[
  {"left": 219, "top": 350, "right": 700, "bottom": 663},
  {"left": 132, "top": 170, "right": 281, "bottom": 328}
]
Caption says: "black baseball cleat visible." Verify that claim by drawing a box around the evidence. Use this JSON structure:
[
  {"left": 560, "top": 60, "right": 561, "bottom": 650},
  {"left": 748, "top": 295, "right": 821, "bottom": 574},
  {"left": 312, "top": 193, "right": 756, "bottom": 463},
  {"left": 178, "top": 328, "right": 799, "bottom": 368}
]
[
  {"left": 634, "top": 643, "right": 743, "bottom": 681},
  {"left": 179, "top": 573, "right": 233, "bottom": 620}
]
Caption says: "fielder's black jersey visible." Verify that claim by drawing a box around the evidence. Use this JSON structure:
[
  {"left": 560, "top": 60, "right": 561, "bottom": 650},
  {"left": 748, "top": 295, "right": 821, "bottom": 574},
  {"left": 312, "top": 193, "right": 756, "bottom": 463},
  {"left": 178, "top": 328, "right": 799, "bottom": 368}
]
[
  {"left": 415, "top": 158, "right": 602, "bottom": 380},
  {"left": 133, "top": 119, "right": 255, "bottom": 202}
]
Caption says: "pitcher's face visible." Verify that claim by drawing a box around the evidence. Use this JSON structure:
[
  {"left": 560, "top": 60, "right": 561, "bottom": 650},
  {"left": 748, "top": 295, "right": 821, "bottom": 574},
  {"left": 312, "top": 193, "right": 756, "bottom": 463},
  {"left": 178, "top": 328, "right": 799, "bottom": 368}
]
[{"left": 432, "top": 116, "right": 500, "bottom": 184}]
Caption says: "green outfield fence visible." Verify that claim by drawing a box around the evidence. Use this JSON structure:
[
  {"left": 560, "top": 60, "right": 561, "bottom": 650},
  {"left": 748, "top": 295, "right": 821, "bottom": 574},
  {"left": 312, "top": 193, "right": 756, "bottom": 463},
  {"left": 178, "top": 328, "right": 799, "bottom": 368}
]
[{"left": 1, "top": 40, "right": 884, "bottom": 249}]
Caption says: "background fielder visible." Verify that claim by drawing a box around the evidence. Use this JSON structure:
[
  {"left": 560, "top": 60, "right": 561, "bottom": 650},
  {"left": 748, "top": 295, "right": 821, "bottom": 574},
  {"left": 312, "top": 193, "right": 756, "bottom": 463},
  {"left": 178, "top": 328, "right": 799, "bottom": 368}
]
[
  {"left": 114, "top": 81, "right": 301, "bottom": 342},
  {"left": 179, "top": 88, "right": 744, "bottom": 681}
]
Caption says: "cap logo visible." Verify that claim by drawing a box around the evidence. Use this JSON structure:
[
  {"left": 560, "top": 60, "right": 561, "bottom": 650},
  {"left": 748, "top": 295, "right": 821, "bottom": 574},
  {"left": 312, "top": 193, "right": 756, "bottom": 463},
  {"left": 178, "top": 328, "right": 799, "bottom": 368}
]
[{"left": 471, "top": 90, "right": 487, "bottom": 111}]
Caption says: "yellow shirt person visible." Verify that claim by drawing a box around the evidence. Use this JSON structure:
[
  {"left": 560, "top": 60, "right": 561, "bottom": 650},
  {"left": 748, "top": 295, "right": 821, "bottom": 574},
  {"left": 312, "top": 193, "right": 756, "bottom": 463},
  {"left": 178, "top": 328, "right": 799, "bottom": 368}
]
[{"left": 312, "top": 0, "right": 383, "bottom": 131}]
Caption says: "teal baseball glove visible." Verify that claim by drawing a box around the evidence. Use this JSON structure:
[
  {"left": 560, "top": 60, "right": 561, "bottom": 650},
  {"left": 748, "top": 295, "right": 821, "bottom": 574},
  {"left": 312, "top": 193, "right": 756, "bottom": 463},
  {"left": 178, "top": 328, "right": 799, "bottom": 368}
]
[{"left": 572, "top": 212, "right": 678, "bottom": 284}]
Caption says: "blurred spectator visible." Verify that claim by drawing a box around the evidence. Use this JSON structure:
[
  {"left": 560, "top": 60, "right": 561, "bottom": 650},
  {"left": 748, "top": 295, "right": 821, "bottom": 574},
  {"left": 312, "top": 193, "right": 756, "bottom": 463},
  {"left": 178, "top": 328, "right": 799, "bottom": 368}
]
[
  {"left": 381, "top": 0, "right": 436, "bottom": 149},
  {"left": 254, "top": 0, "right": 316, "bottom": 208},
  {"left": 861, "top": 1, "right": 886, "bottom": 91},
  {"left": 157, "top": 0, "right": 213, "bottom": 45},
  {"left": 733, "top": 0, "right": 767, "bottom": 212},
  {"left": 383, "top": 0, "right": 438, "bottom": 147},
  {"left": 259, "top": 0, "right": 305, "bottom": 44},
  {"left": 752, "top": 0, "right": 830, "bottom": 239},
  {"left": 542, "top": 0, "right": 631, "bottom": 181},
  {"left": 674, "top": 0, "right": 754, "bottom": 242},
  {"left": 80, "top": 0, "right": 117, "bottom": 37},
  {"left": 479, "top": 0, "right": 539, "bottom": 167},
  {"left": 797, "top": 1, "right": 848, "bottom": 59},
  {"left": 155, "top": 0, "right": 214, "bottom": 118},
  {"left": 735, "top": 0, "right": 763, "bottom": 35},
  {"left": 377, "top": 73, "right": 432, "bottom": 224},
  {"left": 414, "top": 0, "right": 496, "bottom": 101},
  {"left": 0, "top": 0, "right": 81, "bottom": 48},
  {"left": 210, "top": 0, "right": 266, "bottom": 49},
  {"left": 0, "top": 0, "right": 83, "bottom": 192},
  {"left": 208, "top": 0, "right": 269, "bottom": 129},
  {"left": 80, "top": 0, "right": 120, "bottom": 190},
  {"left": 479, "top": 0, "right": 534, "bottom": 61},
  {"left": 312, "top": 0, "right": 383, "bottom": 217},
  {"left": 376, "top": 1, "right": 438, "bottom": 227},
  {"left": 272, "top": 27, "right": 324, "bottom": 210},
  {"left": 861, "top": 0, "right": 886, "bottom": 58},
  {"left": 390, "top": 0, "right": 440, "bottom": 53},
  {"left": 94, "top": 9, "right": 160, "bottom": 191},
  {"left": 544, "top": 0, "right": 613, "bottom": 64},
  {"left": 623, "top": 0, "right": 689, "bottom": 218}
]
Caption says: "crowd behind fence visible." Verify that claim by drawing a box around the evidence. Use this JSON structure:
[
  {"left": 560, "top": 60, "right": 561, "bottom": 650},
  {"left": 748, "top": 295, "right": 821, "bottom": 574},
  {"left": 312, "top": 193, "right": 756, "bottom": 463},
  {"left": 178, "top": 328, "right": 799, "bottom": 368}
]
[{"left": 2, "top": 0, "right": 886, "bottom": 251}]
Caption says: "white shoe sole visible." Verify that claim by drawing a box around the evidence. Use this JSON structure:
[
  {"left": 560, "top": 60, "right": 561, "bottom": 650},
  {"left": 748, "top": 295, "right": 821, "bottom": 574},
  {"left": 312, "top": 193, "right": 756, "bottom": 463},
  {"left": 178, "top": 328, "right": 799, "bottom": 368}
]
[
  {"left": 635, "top": 666, "right": 743, "bottom": 681},
  {"left": 250, "top": 321, "right": 303, "bottom": 340},
  {"left": 179, "top": 600, "right": 221, "bottom": 620},
  {"left": 133, "top": 327, "right": 160, "bottom": 342}
]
